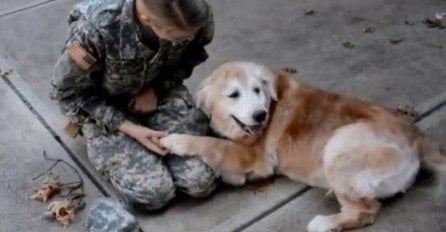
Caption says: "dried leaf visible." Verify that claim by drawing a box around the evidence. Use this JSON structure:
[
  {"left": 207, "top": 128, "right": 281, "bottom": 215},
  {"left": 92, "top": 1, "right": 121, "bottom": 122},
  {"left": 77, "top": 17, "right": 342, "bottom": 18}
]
[
  {"left": 363, "top": 26, "right": 376, "bottom": 33},
  {"left": 342, "top": 42, "right": 355, "bottom": 49},
  {"left": 30, "top": 152, "right": 86, "bottom": 228},
  {"left": 396, "top": 105, "right": 420, "bottom": 121},
  {"left": 390, "top": 38, "right": 403, "bottom": 45},
  {"left": 404, "top": 20, "right": 415, "bottom": 26},
  {"left": 422, "top": 18, "right": 445, "bottom": 29},
  {"left": 425, "top": 43, "right": 443, "bottom": 49},
  {"left": 30, "top": 176, "right": 61, "bottom": 203},
  {"left": 281, "top": 67, "right": 298, "bottom": 74},
  {"left": 0, "top": 68, "right": 12, "bottom": 78},
  {"left": 304, "top": 10, "right": 315, "bottom": 16},
  {"left": 47, "top": 199, "right": 78, "bottom": 228}
]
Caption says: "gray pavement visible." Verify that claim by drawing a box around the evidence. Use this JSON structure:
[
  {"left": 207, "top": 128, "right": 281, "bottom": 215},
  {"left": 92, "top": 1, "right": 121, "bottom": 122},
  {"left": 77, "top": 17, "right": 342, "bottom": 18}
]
[
  {"left": 0, "top": 78, "right": 101, "bottom": 232},
  {"left": 0, "top": 0, "right": 445, "bottom": 231},
  {"left": 0, "top": 0, "right": 51, "bottom": 17}
]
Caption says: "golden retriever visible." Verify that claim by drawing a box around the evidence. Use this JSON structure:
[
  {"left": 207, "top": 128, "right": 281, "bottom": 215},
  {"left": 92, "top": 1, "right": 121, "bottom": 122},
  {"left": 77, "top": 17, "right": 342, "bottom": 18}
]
[{"left": 160, "top": 61, "right": 446, "bottom": 232}]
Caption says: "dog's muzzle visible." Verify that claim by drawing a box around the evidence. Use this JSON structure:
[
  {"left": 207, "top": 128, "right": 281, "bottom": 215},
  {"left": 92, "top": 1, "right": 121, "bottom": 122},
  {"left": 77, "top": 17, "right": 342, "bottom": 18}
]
[{"left": 231, "top": 115, "right": 265, "bottom": 136}]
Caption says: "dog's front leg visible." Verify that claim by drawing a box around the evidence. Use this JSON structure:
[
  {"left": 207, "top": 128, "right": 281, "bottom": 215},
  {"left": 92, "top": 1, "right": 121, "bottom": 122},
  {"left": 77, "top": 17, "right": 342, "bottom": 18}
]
[{"left": 160, "top": 134, "right": 254, "bottom": 185}]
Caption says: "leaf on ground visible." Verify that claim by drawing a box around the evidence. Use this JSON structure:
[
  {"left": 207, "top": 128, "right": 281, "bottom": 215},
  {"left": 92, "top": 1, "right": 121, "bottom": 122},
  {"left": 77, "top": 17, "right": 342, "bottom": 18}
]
[
  {"left": 30, "top": 176, "right": 61, "bottom": 203},
  {"left": 404, "top": 20, "right": 415, "bottom": 26},
  {"left": 390, "top": 38, "right": 403, "bottom": 45},
  {"left": 396, "top": 105, "right": 420, "bottom": 121},
  {"left": 304, "top": 10, "right": 315, "bottom": 16},
  {"left": 363, "top": 26, "right": 376, "bottom": 33},
  {"left": 422, "top": 18, "right": 445, "bottom": 29},
  {"left": 342, "top": 42, "right": 355, "bottom": 49},
  {"left": 0, "top": 68, "right": 12, "bottom": 78},
  {"left": 281, "top": 67, "right": 298, "bottom": 74},
  {"left": 47, "top": 199, "right": 77, "bottom": 228},
  {"left": 46, "top": 197, "right": 84, "bottom": 228}
]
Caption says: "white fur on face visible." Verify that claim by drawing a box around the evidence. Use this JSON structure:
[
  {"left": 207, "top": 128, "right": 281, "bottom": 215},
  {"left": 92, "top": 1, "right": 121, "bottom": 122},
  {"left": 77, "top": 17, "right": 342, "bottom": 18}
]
[
  {"left": 222, "top": 73, "right": 270, "bottom": 126},
  {"left": 196, "top": 61, "right": 277, "bottom": 138}
]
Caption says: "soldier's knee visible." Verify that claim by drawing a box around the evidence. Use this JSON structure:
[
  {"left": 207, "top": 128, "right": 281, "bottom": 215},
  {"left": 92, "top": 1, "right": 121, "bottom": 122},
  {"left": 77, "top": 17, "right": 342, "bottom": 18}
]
[
  {"left": 183, "top": 174, "right": 216, "bottom": 198},
  {"left": 177, "top": 161, "right": 217, "bottom": 198},
  {"left": 113, "top": 174, "right": 176, "bottom": 211}
]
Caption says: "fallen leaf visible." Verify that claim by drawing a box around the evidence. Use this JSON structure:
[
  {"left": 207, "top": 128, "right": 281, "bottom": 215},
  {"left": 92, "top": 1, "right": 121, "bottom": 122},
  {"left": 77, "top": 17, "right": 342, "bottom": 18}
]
[
  {"left": 422, "top": 18, "right": 445, "bottom": 29},
  {"left": 425, "top": 43, "right": 443, "bottom": 49},
  {"left": 404, "top": 20, "right": 415, "bottom": 26},
  {"left": 396, "top": 105, "right": 420, "bottom": 120},
  {"left": 342, "top": 42, "right": 355, "bottom": 49},
  {"left": 31, "top": 176, "right": 61, "bottom": 203},
  {"left": 281, "top": 67, "right": 298, "bottom": 74},
  {"left": 47, "top": 199, "right": 76, "bottom": 228},
  {"left": 30, "top": 152, "right": 86, "bottom": 228},
  {"left": 304, "top": 10, "right": 315, "bottom": 16},
  {"left": 390, "top": 38, "right": 403, "bottom": 45},
  {"left": 363, "top": 26, "right": 376, "bottom": 33},
  {"left": 0, "top": 68, "right": 12, "bottom": 78}
]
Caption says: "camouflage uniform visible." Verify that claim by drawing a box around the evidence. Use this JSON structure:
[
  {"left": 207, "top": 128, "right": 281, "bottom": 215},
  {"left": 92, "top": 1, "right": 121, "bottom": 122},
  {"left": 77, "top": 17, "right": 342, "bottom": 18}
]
[{"left": 50, "top": 0, "right": 216, "bottom": 210}]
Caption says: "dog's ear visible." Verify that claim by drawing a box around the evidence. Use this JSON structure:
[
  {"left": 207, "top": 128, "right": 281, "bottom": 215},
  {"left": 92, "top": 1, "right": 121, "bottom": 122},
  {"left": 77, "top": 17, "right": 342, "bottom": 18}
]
[
  {"left": 195, "top": 80, "right": 212, "bottom": 115},
  {"left": 261, "top": 70, "right": 278, "bottom": 101}
]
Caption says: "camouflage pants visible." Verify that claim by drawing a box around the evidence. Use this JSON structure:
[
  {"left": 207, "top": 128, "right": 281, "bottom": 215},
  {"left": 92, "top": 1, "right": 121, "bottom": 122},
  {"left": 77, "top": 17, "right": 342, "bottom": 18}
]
[{"left": 86, "top": 85, "right": 216, "bottom": 210}]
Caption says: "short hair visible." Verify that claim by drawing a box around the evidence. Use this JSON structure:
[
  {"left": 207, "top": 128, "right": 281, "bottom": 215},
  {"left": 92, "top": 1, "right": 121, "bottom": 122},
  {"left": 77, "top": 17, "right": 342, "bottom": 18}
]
[{"left": 142, "top": 0, "right": 211, "bottom": 29}]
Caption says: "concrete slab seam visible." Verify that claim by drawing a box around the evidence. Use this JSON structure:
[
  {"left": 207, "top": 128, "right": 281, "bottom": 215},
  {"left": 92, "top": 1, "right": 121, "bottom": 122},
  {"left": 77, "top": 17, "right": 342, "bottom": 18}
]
[
  {"left": 234, "top": 187, "right": 311, "bottom": 232},
  {"left": 0, "top": 0, "right": 59, "bottom": 19},
  {"left": 0, "top": 75, "right": 109, "bottom": 196},
  {"left": 414, "top": 99, "right": 446, "bottom": 123}
]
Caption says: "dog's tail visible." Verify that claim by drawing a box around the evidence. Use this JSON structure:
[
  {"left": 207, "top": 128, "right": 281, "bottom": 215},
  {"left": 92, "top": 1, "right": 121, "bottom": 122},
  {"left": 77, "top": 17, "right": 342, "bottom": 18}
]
[{"left": 418, "top": 136, "right": 446, "bottom": 207}]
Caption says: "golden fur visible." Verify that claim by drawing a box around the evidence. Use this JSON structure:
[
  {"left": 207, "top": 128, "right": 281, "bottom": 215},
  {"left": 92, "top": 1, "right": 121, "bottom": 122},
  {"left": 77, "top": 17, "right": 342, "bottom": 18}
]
[{"left": 161, "top": 61, "right": 446, "bottom": 232}]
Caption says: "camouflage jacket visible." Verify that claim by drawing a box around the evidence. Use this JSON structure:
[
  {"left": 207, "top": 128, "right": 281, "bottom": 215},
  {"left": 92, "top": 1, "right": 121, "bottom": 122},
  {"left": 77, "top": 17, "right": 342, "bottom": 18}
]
[{"left": 50, "top": 0, "right": 214, "bottom": 135}]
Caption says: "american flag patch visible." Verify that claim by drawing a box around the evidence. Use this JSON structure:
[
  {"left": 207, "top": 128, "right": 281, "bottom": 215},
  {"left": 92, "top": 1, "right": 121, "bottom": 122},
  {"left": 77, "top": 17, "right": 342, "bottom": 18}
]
[{"left": 68, "top": 42, "right": 97, "bottom": 71}]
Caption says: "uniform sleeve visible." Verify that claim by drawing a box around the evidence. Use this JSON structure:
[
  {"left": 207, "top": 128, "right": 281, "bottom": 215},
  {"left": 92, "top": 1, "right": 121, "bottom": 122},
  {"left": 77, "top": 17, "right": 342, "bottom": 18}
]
[{"left": 50, "top": 21, "right": 126, "bottom": 132}]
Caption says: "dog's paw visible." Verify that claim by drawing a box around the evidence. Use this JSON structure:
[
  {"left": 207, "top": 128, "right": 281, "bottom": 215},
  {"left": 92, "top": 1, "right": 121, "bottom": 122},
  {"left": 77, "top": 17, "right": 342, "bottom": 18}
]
[
  {"left": 307, "top": 215, "right": 339, "bottom": 232},
  {"left": 160, "top": 134, "right": 190, "bottom": 156}
]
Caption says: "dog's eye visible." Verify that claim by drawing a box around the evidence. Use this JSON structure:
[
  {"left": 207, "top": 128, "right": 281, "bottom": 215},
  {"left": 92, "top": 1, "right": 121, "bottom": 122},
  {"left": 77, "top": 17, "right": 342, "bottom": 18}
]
[
  {"left": 253, "top": 87, "right": 260, "bottom": 94},
  {"left": 228, "top": 91, "right": 240, "bottom": 98}
]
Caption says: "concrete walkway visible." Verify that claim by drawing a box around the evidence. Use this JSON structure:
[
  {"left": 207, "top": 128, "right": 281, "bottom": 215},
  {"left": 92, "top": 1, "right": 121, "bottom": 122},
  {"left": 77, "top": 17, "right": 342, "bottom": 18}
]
[{"left": 0, "top": 0, "right": 445, "bottom": 231}]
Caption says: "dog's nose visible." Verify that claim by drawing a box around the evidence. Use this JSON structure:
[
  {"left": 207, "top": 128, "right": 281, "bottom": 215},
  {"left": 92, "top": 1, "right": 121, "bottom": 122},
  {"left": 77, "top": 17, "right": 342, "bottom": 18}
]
[{"left": 253, "top": 110, "right": 267, "bottom": 123}]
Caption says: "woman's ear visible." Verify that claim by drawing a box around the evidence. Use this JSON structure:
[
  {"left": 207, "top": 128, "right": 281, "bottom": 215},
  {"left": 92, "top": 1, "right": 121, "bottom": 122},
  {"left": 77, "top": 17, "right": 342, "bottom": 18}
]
[{"left": 140, "top": 14, "right": 150, "bottom": 23}]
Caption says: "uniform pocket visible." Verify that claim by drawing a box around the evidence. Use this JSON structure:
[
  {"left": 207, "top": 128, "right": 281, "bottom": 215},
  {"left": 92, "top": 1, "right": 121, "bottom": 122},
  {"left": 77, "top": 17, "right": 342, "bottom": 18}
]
[{"left": 103, "top": 59, "right": 145, "bottom": 95}]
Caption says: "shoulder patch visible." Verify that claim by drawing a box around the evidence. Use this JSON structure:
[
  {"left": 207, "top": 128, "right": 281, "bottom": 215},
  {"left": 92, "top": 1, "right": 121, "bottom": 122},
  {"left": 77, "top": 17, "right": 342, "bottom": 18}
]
[{"left": 68, "top": 42, "right": 97, "bottom": 71}]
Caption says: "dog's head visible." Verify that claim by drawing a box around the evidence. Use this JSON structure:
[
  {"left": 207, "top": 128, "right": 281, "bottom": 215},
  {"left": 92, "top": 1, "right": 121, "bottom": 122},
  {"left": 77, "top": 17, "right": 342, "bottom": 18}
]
[{"left": 196, "top": 61, "right": 278, "bottom": 140}]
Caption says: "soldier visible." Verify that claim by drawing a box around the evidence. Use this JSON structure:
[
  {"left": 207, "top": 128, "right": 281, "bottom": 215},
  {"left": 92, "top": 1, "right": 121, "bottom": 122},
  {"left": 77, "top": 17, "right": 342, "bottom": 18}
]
[{"left": 50, "top": 0, "right": 217, "bottom": 211}]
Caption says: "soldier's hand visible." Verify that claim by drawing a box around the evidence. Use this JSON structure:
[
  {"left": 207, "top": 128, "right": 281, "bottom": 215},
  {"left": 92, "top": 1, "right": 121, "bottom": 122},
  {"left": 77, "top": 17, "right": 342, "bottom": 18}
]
[
  {"left": 118, "top": 120, "right": 169, "bottom": 155},
  {"left": 129, "top": 85, "right": 158, "bottom": 114}
]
